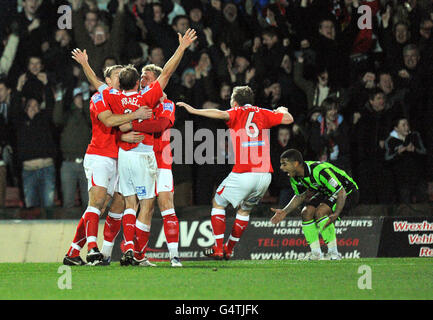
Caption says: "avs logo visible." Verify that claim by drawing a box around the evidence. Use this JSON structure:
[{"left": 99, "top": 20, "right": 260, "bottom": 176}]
[
  {"left": 136, "top": 186, "right": 147, "bottom": 197},
  {"left": 163, "top": 102, "right": 174, "bottom": 112}
]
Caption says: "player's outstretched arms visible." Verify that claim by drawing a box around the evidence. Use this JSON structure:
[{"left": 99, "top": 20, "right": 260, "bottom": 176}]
[
  {"left": 98, "top": 107, "right": 152, "bottom": 128},
  {"left": 176, "top": 102, "right": 229, "bottom": 120},
  {"left": 270, "top": 193, "right": 306, "bottom": 224},
  {"left": 157, "top": 29, "right": 197, "bottom": 90},
  {"left": 274, "top": 106, "right": 294, "bottom": 125},
  {"left": 71, "top": 48, "right": 104, "bottom": 89}
]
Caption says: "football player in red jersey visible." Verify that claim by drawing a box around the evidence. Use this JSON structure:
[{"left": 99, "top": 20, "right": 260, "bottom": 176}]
[
  {"left": 118, "top": 64, "right": 181, "bottom": 267},
  {"left": 72, "top": 28, "right": 196, "bottom": 266},
  {"left": 177, "top": 86, "right": 293, "bottom": 259},
  {"left": 63, "top": 61, "right": 152, "bottom": 266}
]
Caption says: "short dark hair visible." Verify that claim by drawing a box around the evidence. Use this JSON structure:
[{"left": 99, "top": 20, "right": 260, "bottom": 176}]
[
  {"left": 103, "top": 64, "right": 123, "bottom": 78},
  {"left": 392, "top": 115, "right": 407, "bottom": 128},
  {"left": 172, "top": 14, "right": 189, "bottom": 27},
  {"left": 321, "top": 97, "right": 338, "bottom": 112},
  {"left": 368, "top": 87, "right": 384, "bottom": 101},
  {"left": 231, "top": 86, "right": 254, "bottom": 106},
  {"left": 119, "top": 65, "right": 140, "bottom": 90},
  {"left": 280, "top": 149, "right": 304, "bottom": 163}
]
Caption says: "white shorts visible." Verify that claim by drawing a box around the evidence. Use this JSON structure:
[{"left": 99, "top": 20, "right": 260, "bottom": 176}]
[
  {"left": 156, "top": 168, "right": 174, "bottom": 195},
  {"left": 83, "top": 154, "right": 118, "bottom": 196},
  {"left": 118, "top": 148, "right": 157, "bottom": 200},
  {"left": 214, "top": 172, "right": 272, "bottom": 211}
]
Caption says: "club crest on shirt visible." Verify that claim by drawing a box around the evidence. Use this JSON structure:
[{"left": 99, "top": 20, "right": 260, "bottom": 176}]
[{"left": 163, "top": 102, "right": 174, "bottom": 112}]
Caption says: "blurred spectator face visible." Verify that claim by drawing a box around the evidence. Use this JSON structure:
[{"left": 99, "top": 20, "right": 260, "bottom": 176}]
[
  {"left": 319, "top": 20, "right": 335, "bottom": 40},
  {"left": 92, "top": 25, "right": 108, "bottom": 46},
  {"left": 149, "top": 47, "right": 165, "bottom": 67},
  {"left": 25, "top": 99, "right": 40, "bottom": 119},
  {"left": 234, "top": 56, "right": 249, "bottom": 73},
  {"left": 281, "top": 54, "right": 292, "bottom": 73},
  {"left": 198, "top": 52, "right": 211, "bottom": 69},
  {"left": 262, "top": 34, "right": 278, "bottom": 49},
  {"left": 317, "top": 71, "right": 329, "bottom": 86},
  {"left": 369, "top": 93, "right": 385, "bottom": 112},
  {"left": 22, "top": 0, "right": 40, "bottom": 17},
  {"left": 174, "top": 17, "right": 190, "bottom": 35},
  {"left": 182, "top": 69, "right": 196, "bottom": 88},
  {"left": 420, "top": 20, "right": 433, "bottom": 39},
  {"left": 268, "top": 83, "right": 281, "bottom": 102},
  {"left": 106, "top": 68, "right": 121, "bottom": 89},
  {"left": 0, "top": 83, "right": 11, "bottom": 103},
  {"left": 85, "top": 12, "right": 99, "bottom": 34},
  {"left": 135, "top": 0, "right": 147, "bottom": 10},
  {"left": 403, "top": 48, "right": 420, "bottom": 70},
  {"left": 395, "top": 24, "right": 409, "bottom": 44},
  {"left": 153, "top": 5, "right": 164, "bottom": 23},
  {"left": 28, "top": 57, "right": 42, "bottom": 75},
  {"left": 220, "top": 84, "right": 231, "bottom": 101},
  {"left": 223, "top": 3, "right": 238, "bottom": 23},
  {"left": 394, "top": 118, "right": 410, "bottom": 137},
  {"left": 103, "top": 58, "right": 117, "bottom": 70},
  {"left": 278, "top": 127, "right": 290, "bottom": 147},
  {"left": 189, "top": 8, "right": 203, "bottom": 23},
  {"left": 378, "top": 73, "right": 394, "bottom": 95},
  {"left": 73, "top": 94, "right": 84, "bottom": 109},
  {"left": 325, "top": 106, "right": 338, "bottom": 122},
  {"left": 55, "top": 29, "right": 71, "bottom": 47}
]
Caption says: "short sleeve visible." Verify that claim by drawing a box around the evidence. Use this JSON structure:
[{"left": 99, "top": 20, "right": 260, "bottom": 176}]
[
  {"left": 225, "top": 108, "right": 238, "bottom": 128},
  {"left": 140, "top": 81, "right": 163, "bottom": 108},
  {"left": 261, "top": 108, "right": 284, "bottom": 128},
  {"left": 92, "top": 93, "right": 110, "bottom": 115},
  {"left": 157, "top": 100, "right": 175, "bottom": 125}
]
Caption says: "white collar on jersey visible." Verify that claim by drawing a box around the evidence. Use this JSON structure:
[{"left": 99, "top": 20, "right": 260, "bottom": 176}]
[{"left": 122, "top": 91, "right": 138, "bottom": 96}]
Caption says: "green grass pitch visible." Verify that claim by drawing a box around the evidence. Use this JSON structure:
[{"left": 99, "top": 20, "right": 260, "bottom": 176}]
[{"left": 1, "top": 258, "right": 432, "bottom": 300}]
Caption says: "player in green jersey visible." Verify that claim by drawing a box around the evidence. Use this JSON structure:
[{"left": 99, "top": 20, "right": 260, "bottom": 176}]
[{"left": 270, "top": 149, "right": 359, "bottom": 260}]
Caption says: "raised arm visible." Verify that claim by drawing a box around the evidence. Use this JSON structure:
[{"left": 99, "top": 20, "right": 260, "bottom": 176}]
[
  {"left": 157, "top": 28, "right": 197, "bottom": 90},
  {"left": 176, "top": 102, "right": 229, "bottom": 121},
  {"left": 71, "top": 48, "right": 104, "bottom": 89}
]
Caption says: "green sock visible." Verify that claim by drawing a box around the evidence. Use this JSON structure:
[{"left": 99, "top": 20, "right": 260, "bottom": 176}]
[
  {"left": 317, "top": 216, "right": 337, "bottom": 249},
  {"left": 302, "top": 219, "right": 321, "bottom": 254}
]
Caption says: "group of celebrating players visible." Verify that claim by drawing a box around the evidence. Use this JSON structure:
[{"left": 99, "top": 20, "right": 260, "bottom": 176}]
[{"left": 63, "top": 27, "right": 359, "bottom": 267}]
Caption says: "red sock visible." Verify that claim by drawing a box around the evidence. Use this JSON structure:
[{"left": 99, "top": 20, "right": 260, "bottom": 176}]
[
  {"left": 162, "top": 209, "right": 179, "bottom": 244},
  {"left": 122, "top": 208, "right": 136, "bottom": 252},
  {"left": 83, "top": 206, "right": 101, "bottom": 251},
  {"left": 134, "top": 221, "right": 150, "bottom": 260},
  {"left": 103, "top": 212, "right": 122, "bottom": 243},
  {"left": 211, "top": 208, "right": 226, "bottom": 251},
  {"left": 67, "top": 217, "right": 86, "bottom": 257},
  {"left": 226, "top": 214, "right": 250, "bottom": 252}
]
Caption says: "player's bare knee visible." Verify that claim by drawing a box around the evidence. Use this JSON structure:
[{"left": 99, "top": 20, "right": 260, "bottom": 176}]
[
  {"left": 212, "top": 197, "right": 225, "bottom": 210},
  {"left": 301, "top": 206, "right": 316, "bottom": 221},
  {"left": 315, "top": 204, "right": 332, "bottom": 220},
  {"left": 157, "top": 192, "right": 174, "bottom": 212},
  {"left": 109, "top": 192, "right": 125, "bottom": 213}
]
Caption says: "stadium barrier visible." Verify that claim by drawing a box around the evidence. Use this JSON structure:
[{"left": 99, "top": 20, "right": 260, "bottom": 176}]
[{"left": 1, "top": 216, "right": 432, "bottom": 263}]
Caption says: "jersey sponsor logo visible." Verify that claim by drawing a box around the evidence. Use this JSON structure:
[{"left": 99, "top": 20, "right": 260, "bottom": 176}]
[
  {"left": 163, "top": 102, "right": 174, "bottom": 112},
  {"left": 241, "top": 141, "right": 265, "bottom": 147},
  {"left": 92, "top": 93, "right": 102, "bottom": 103},
  {"left": 109, "top": 88, "right": 119, "bottom": 94},
  {"left": 329, "top": 178, "right": 339, "bottom": 188},
  {"left": 136, "top": 186, "right": 147, "bottom": 197}
]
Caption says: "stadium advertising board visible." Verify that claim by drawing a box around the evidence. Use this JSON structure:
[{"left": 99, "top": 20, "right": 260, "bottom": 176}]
[
  {"left": 111, "top": 217, "right": 383, "bottom": 261},
  {"left": 378, "top": 217, "right": 433, "bottom": 257}
]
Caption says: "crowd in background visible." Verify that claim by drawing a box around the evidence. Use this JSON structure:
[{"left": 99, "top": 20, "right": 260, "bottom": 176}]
[{"left": 0, "top": 0, "right": 432, "bottom": 212}]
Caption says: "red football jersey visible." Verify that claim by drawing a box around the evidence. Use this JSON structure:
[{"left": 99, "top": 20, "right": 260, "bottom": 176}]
[
  {"left": 86, "top": 92, "right": 119, "bottom": 158},
  {"left": 100, "top": 81, "right": 163, "bottom": 151},
  {"left": 226, "top": 105, "right": 284, "bottom": 173},
  {"left": 153, "top": 99, "right": 175, "bottom": 169}
]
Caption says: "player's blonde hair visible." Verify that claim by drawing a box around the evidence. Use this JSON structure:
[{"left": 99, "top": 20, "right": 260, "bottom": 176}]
[
  {"left": 103, "top": 65, "right": 123, "bottom": 79},
  {"left": 141, "top": 64, "right": 163, "bottom": 78}
]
